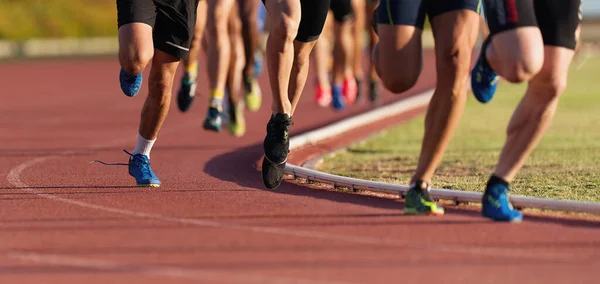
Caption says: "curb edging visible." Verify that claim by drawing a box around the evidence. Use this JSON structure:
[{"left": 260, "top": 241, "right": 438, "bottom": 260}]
[{"left": 285, "top": 90, "right": 600, "bottom": 214}]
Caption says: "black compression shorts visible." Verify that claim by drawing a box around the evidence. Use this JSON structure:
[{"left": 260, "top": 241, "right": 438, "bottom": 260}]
[
  {"left": 376, "top": 0, "right": 482, "bottom": 29},
  {"left": 262, "top": 0, "right": 331, "bottom": 42},
  {"left": 484, "top": 0, "right": 581, "bottom": 50},
  {"left": 330, "top": 0, "right": 353, "bottom": 23},
  {"left": 117, "top": 0, "right": 199, "bottom": 59}
]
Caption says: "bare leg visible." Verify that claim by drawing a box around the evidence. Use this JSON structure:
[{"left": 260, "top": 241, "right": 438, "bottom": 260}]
[
  {"left": 288, "top": 40, "right": 318, "bottom": 115},
  {"left": 118, "top": 23, "right": 154, "bottom": 75},
  {"left": 239, "top": 0, "right": 261, "bottom": 79},
  {"left": 139, "top": 51, "right": 181, "bottom": 140},
  {"left": 227, "top": 1, "right": 246, "bottom": 108},
  {"left": 486, "top": 27, "right": 544, "bottom": 83},
  {"left": 264, "top": 0, "right": 302, "bottom": 115},
  {"left": 494, "top": 47, "right": 575, "bottom": 182},
  {"left": 332, "top": 19, "right": 354, "bottom": 85},
  {"left": 183, "top": 0, "right": 208, "bottom": 72},
  {"left": 207, "top": 0, "right": 235, "bottom": 96},
  {"left": 351, "top": 0, "right": 366, "bottom": 83},
  {"left": 411, "top": 10, "right": 479, "bottom": 183},
  {"left": 372, "top": 24, "right": 421, "bottom": 93}
]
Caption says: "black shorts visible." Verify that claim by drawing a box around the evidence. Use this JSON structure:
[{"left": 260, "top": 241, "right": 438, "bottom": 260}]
[
  {"left": 330, "top": 0, "right": 353, "bottom": 23},
  {"left": 117, "top": 0, "right": 199, "bottom": 59},
  {"left": 484, "top": 0, "right": 581, "bottom": 50},
  {"left": 376, "top": 0, "right": 482, "bottom": 29},
  {"left": 262, "top": 0, "right": 331, "bottom": 42}
]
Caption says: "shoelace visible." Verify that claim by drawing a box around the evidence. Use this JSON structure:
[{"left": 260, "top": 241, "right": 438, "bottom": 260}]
[
  {"left": 123, "top": 150, "right": 154, "bottom": 177},
  {"left": 267, "top": 118, "right": 292, "bottom": 143},
  {"left": 89, "top": 150, "right": 144, "bottom": 170}
]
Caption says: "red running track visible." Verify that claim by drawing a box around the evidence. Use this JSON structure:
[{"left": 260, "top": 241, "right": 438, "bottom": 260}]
[{"left": 0, "top": 52, "right": 599, "bottom": 284}]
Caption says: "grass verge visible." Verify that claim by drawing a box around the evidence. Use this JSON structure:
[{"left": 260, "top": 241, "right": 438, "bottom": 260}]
[
  {"left": 0, "top": 0, "right": 116, "bottom": 40},
  {"left": 319, "top": 55, "right": 600, "bottom": 203}
]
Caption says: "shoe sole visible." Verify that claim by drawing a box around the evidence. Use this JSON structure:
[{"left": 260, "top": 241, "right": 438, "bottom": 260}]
[
  {"left": 261, "top": 157, "right": 286, "bottom": 189},
  {"left": 203, "top": 121, "right": 222, "bottom": 132},
  {"left": 403, "top": 208, "right": 445, "bottom": 216},
  {"left": 137, "top": 184, "right": 160, "bottom": 188}
]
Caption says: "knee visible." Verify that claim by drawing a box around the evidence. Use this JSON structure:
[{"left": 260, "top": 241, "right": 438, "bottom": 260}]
[
  {"left": 502, "top": 61, "right": 543, "bottom": 83},
  {"left": 373, "top": 47, "right": 419, "bottom": 93},
  {"left": 531, "top": 75, "right": 567, "bottom": 103},
  {"left": 499, "top": 54, "right": 544, "bottom": 84},
  {"left": 437, "top": 44, "right": 472, "bottom": 80},
  {"left": 270, "top": 13, "right": 299, "bottom": 43},
  {"left": 121, "top": 49, "right": 153, "bottom": 75},
  {"left": 379, "top": 73, "right": 418, "bottom": 94},
  {"left": 293, "top": 48, "right": 311, "bottom": 70}
]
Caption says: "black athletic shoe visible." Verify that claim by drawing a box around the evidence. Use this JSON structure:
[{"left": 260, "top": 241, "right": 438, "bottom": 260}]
[
  {"left": 369, "top": 79, "right": 379, "bottom": 104},
  {"left": 177, "top": 72, "right": 197, "bottom": 112},
  {"left": 262, "top": 113, "right": 292, "bottom": 189}
]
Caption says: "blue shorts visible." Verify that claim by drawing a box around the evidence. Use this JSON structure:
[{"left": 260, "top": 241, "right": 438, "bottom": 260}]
[{"left": 376, "top": 0, "right": 482, "bottom": 29}]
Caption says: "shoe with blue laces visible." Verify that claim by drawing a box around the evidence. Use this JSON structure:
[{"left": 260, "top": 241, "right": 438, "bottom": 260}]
[
  {"left": 124, "top": 150, "right": 160, "bottom": 187},
  {"left": 331, "top": 84, "right": 346, "bottom": 111},
  {"left": 482, "top": 182, "right": 523, "bottom": 222},
  {"left": 471, "top": 37, "right": 499, "bottom": 103},
  {"left": 119, "top": 68, "right": 143, "bottom": 97}
]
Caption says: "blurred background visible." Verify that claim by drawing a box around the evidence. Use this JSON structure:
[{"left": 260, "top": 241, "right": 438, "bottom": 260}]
[{"left": 0, "top": 0, "right": 599, "bottom": 59}]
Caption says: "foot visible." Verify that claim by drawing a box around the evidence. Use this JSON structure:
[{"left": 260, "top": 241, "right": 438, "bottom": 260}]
[
  {"left": 125, "top": 150, "right": 160, "bottom": 187},
  {"left": 332, "top": 84, "right": 346, "bottom": 111},
  {"left": 355, "top": 78, "right": 363, "bottom": 102},
  {"left": 369, "top": 79, "right": 380, "bottom": 104},
  {"left": 262, "top": 113, "right": 292, "bottom": 189},
  {"left": 343, "top": 76, "right": 358, "bottom": 105},
  {"left": 177, "top": 72, "right": 198, "bottom": 112},
  {"left": 228, "top": 103, "right": 246, "bottom": 137},
  {"left": 243, "top": 75, "right": 262, "bottom": 112},
  {"left": 119, "top": 68, "right": 143, "bottom": 97},
  {"left": 482, "top": 183, "right": 523, "bottom": 222},
  {"left": 203, "top": 99, "right": 223, "bottom": 132},
  {"left": 403, "top": 181, "right": 444, "bottom": 216},
  {"left": 471, "top": 37, "right": 499, "bottom": 103},
  {"left": 315, "top": 83, "right": 332, "bottom": 107}
]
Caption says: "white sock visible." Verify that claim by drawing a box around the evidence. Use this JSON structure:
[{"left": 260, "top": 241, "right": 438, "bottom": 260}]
[{"left": 132, "top": 133, "right": 156, "bottom": 158}]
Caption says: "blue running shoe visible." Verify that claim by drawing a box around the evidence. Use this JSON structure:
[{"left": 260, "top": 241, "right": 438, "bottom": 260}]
[
  {"left": 482, "top": 183, "right": 523, "bottom": 222},
  {"left": 119, "top": 68, "right": 143, "bottom": 97},
  {"left": 471, "top": 37, "right": 499, "bottom": 103},
  {"left": 332, "top": 84, "right": 346, "bottom": 111},
  {"left": 124, "top": 150, "right": 160, "bottom": 187}
]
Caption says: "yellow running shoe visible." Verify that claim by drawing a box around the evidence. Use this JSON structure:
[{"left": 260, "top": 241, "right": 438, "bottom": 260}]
[
  {"left": 403, "top": 181, "right": 444, "bottom": 216},
  {"left": 228, "top": 103, "right": 246, "bottom": 137},
  {"left": 244, "top": 77, "right": 262, "bottom": 112}
]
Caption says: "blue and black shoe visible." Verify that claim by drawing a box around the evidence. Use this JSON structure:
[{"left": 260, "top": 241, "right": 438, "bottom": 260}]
[
  {"left": 203, "top": 99, "right": 223, "bottom": 132},
  {"left": 482, "top": 183, "right": 523, "bottom": 222},
  {"left": 119, "top": 68, "right": 143, "bottom": 97},
  {"left": 471, "top": 37, "right": 499, "bottom": 103},
  {"left": 331, "top": 84, "right": 346, "bottom": 111},
  {"left": 124, "top": 150, "right": 160, "bottom": 187}
]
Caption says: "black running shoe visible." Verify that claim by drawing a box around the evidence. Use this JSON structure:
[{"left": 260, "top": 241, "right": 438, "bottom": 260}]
[
  {"left": 262, "top": 113, "right": 292, "bottom": 189},
  {"left": 177, "top": 72, "right": 198, "bottom": 112}
]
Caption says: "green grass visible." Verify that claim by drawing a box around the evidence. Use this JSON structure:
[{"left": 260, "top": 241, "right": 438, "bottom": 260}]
[
  {"left": 319, "top": 56, "right": 600, "bottom": 202},
  {"left": 0, "top": 0, "right": 117, "bottom": 40}
]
